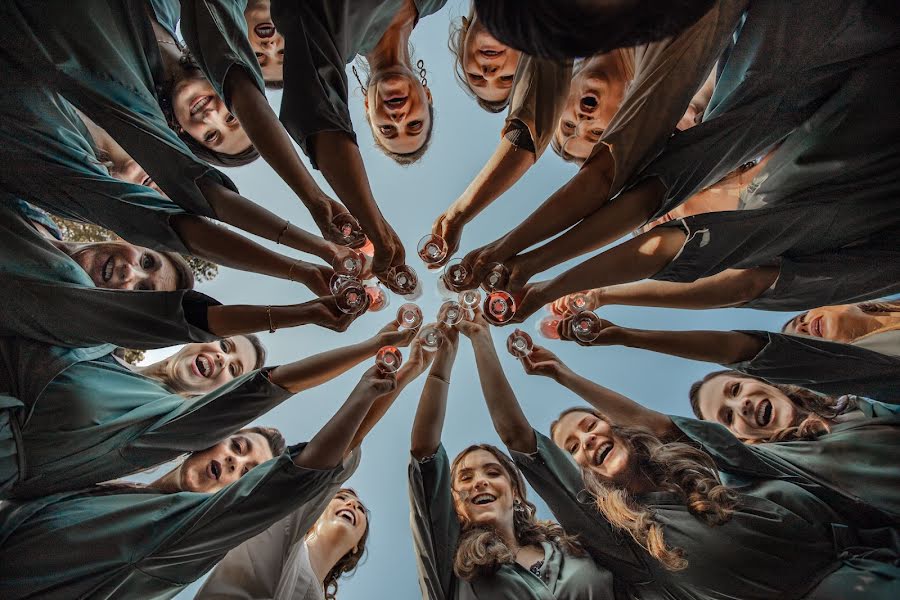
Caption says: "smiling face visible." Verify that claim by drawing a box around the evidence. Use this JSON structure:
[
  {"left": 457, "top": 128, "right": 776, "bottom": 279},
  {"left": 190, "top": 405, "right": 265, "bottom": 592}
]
[
  {"left": 451, "top": 449, "right": 518, "bottom": 530},
  {"left": 696, "top": 374, "right": 798, "bottom": 440},
  {"left": 172, "top": 75, "right": 251, "bottom": 155},
  {"left": 365, "top": 70, "right": 432, "bottom": 155},
  {"left": 551, "top": 411, "right": 634, "bottom": 485},
  {"left": 164, "top": 337, "right": 259, "bottom": 394},
  {"left": 69, "top": 241, "right": 178, "bottom": 291},
  {"left": 462, "top": 18, "right": 520, "bottom": 104},
  {"left": 312, "top": 490, "right": 369, "bottom": 551},
  {"left": 179, "top": 431, "right": 274, "bottom": 493},
  {"left": 244, "top": 0, "right": 284, "bottom": 82},
  {"left": 783, "top": 304, "right": 895, "bottom": 343}
]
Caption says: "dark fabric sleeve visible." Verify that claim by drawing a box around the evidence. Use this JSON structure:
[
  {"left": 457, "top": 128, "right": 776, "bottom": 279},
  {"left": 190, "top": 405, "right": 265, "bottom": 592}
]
[
  {"left": 729, "top": 331, "right": 900, "bottom": 403},
  {"left": 503, "top": 54, "right": 572, "bottom": 158},
  {"left": 408, "top": 446, "right": 458, "bottom": 600},
  {"left": 669, "top": 416, "right": 784, "bottom": 478},
  {"left": 503, "top": 122, "right": 536, "bottom": 152},
  {"left": 510, "top": 430, "right": 650, "bottom": 583}
]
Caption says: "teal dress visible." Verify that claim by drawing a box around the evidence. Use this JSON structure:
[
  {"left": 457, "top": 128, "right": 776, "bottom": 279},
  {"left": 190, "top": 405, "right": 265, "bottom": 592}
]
[
  {"left": 0, "top": 336, "right": 293, "bottom": 500},
  {"left": 271, "top": 0, "right": 447, "bottom": 167},
  {"left": 511, "top": 430, "right": 900, "bottom": 600},
  {"left": 0, "top": 0, "right": 239, "bottom": 219},
  {"left": 408, "top": 445, "right": 618, "bottom": 600},
  {"left": 0, "top": 199, "right": 218, "bottom": 349},
  {"left": 0, "top": 444, "right": 356, "bottom": 600}
]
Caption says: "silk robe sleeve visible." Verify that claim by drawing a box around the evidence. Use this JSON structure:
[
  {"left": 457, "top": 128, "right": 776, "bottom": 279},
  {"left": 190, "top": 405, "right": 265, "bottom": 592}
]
[
  {"left": 408, "top": 445, "right": 458, "bottom": 600},
  {"left": 728, "top": 331, "right": 900, "bottom": 403},
  {"left": 509, "top": 430, "right": 651, "bottom": 585},
  {"left": 504, "top": 55, "right": 573, "bottom": 160}
]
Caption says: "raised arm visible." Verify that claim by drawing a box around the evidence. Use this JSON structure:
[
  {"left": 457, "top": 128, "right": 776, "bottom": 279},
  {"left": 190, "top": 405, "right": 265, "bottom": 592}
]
[
  {"left": 410, "top": 326, "right": 460, "bottom": 459},
  {"left": 205, "top": 295, "right": 362, "bottom": 338},
  {"left": 456, "top": 312, "right": 536, "bottom": 453}
]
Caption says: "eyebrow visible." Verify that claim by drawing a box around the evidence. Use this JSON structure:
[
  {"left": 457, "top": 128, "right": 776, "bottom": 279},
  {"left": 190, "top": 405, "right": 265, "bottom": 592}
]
[{"left": 784, "top": 312, "right": 805, "bottom": 333}]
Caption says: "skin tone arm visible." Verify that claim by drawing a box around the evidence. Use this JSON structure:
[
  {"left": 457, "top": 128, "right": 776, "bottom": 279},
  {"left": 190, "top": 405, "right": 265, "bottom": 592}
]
[
  {"left": 294, "top": 365, "right": 396, "bottom": 469},
  {"left": 224, "top": 69, "right": 350, "bottom": 243},
  {"left": 410, "top": 326, "right": 461, "bottom": 459},
  {"left": 206, "top": 295, "right": 361, "bottom": 337},
  {"left": 431, "top": 139, "right": 535, "bottom": 266},
  {"left": 558, "top": 316, "right": 766, "bottom": 365},
  {"left": 456, "top": 311, "right": 536, "bottom": 453},
  {"left": 517, "top": 343, "right": 675, "bottom": 439}
]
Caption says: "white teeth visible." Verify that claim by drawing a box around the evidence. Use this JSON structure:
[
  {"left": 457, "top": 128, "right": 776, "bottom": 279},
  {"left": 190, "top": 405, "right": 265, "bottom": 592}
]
[
  {"left": 196, "top": 356, "right": 211, "bottom": 377},
  {"left": 336, "top": 509, "right": 356, "bottom": 525},
  {"left": 472, "top": 493, "right": 496, "bottom": 506},
  {"left": 595, "top": 442, "right": 612, "bottom": 466},
  {"left": 103, "top": 258, "right": 113, "bottom": 282}
]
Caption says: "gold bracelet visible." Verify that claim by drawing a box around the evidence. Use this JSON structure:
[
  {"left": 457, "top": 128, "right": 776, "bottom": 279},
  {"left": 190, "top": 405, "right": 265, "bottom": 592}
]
[
  {"left": 276, "top": 220, "right": 290, "bottom": 245},
  {"left": 266, "top": 305, "right": 277, "bottom": 333},
  {"left": 287, "top": 261, "right": 300, "bottom": 282},
  {"left": 428, "top": 373, "right": 450, "bottom": 385}
]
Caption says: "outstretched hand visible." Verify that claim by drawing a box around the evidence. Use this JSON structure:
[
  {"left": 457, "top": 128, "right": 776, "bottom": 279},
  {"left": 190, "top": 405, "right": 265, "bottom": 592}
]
[
  {"left": 558, "top": 314, "right": 620, "bottom": 346},
  {"left": 508, "top": 282, "right": 552, "bottom": 324},
  {"left": 371, "top": 222, "right": 407, "bottom": 286},
  {"left": 305, "top": 294, "right": 368, "bottom": 332},
  {"left": 312, "top": 196, "right": 366, "bottom": 248},
  {"left": 374, "top": 320, "right": 419, "bottom": 349},
  {"left": 549, "top": 289, "right": 604, "bottom": 316},
  {"left": 454, "top": 309, "right": 492, "bottom": 340},
  {"left": 429, "top": 212, "right": 464, "bottom": 269},
  {"left": 519, "top": 344, "right": 567, "bottom": 379},
  {"left": 355, "top": 364, "right": 397, "bottom": 397}
]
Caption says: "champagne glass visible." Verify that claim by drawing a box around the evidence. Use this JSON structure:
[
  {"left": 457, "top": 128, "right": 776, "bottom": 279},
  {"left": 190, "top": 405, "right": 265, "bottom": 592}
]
[
  {"left": 438, "top": 301, "right": 463, "bottom": 326},
  {"left": 481, "top": 263, "right": 510, "bottom": 293},
  {"left": 507, "top": 329, "right": 534, "bottom": 358},
  {"left": 439, "top": 258, "right": 470, "bottom": 295},
  {"left": 566, "top": 292, "right": 591, "bottom": 314},
  {"left": 536, "top": 315, "right": 562, "bottom": 340},
  {"left": 571, "top": 311, "right": 603, "bottom": 342},
  {"left": 417, "top": 234, "right": 448, "bottom": 266},
  {"left": 375, "top": 346, "right": 403, "bottom": 374},
  {"left": 365, "top": 283, "right": 390, "bottom": 312},
  {"left": 389, "top": 265, "right": 422, "bottom": 300},
  {"left": 332, "top": 213, "right": 363, "bottom": 246},
  {"left": 332, "top": 250, "right": 363, "bottom": 279},
  {"left": 333, "top": 277, "right": 368, "bottom": 315},
  {"left": 330, "top": 273, "right": 359, "bottom": 295},
  {"left": 397, "top": 303, "right": 424, "bottom": 330},
  {"left": 458, "top": 289, "right": 482, "bottom": 318},
  {"left": 483, "top": 290, "right": 516, "bottom": 325},
  {"left": 419, "top": 325, "right": 443, "bottom": 352}
]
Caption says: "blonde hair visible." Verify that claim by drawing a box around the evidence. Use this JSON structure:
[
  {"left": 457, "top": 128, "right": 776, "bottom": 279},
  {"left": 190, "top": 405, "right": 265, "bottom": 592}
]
[
  {"left": 449, "top": 444, "right": 584, "bottom": 580},
  {"left": 448, "top": 5, "right": 510, "bottom": 113}
]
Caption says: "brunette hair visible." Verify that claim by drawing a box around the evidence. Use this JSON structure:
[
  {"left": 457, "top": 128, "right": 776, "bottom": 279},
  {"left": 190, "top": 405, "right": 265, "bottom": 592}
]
[
  {"left": 159, "top": 251, "right": 195, "bottom": 290},
  {"left": 240, "top": 425, "right": 287, "bottom": 457},
  {"left": 322, "top": 488, "right": 371, "bottom": 600},
  {"left": 781, "top": 300, "right": 900, "bottom": 342},
  {"left": 551, "top": 407, "right": 737, "bottom": 571},
  {"left": 449, "top": 444, "right": 585, "bottom": 581},
  {"left": 688, "top": 371, "right": 858, "bottom": 442},
  {"left": 241, "top": 333, "right": 268, "bottom": 370},
  {"left": 448, "top": 7, "right": 511, "bottom": 113}
]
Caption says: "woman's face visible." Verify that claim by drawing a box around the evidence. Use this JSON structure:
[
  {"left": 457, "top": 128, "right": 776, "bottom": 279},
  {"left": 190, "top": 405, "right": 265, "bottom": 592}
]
[
  {"left": 462, "top": 18, "right": 520, "bottom": 104},
  {"left": 697, "top": 375, "right": 797, "bottom": 440},
  {"left": 165, "top": 337, "right": 259, "bottom": 394},
  {"left": 179, "top": 431, "right": 274, "bottom": 493},
  {"left": 555, "top": 55, "right": 628, "bottom": 160},
  {"left": 783, "top": 304, "right": 890, "bottom": 343},
  {"left": 312, "top": 490, "right": 369, "bottom": 552},
  {"left": 172, "top": 75, "right": 251, "bottom": 155},
  {"left": 70, "top": 241, "right": 178, "bottom": 291},
  {"left": 365, "top": 71, "right": 432, "bottom": 155},
  {"left": 452, "top": 449, "right": 517, "bottom": 530},
  {"left": 244, "top": 0, "right": 284, "bottom": 82},
  {"left": 552, "top": 411, "right": 633, "bottom": 485}
]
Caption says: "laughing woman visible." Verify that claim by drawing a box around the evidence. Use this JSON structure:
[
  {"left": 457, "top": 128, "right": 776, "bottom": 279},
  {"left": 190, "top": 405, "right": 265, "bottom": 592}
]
[
  {"left": 0, "top": 315, "right": 415, "bottom": 500},
  {"left": 0, "top": 363, "right": 403, "bottom": 600},
  {"left": 409, "top": 326, "right": 615, "bottom": 599},
  {"left": 479, "top": 332, "right": 900, "bottom": 599}
]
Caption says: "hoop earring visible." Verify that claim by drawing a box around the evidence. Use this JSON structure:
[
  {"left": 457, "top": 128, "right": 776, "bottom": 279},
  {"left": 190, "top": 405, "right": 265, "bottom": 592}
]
[
  {"left": 416, "top": 59, "right": 428, "bottom": 87},
  {"left": 352, "top": 65, "right": 367, "bottom": 94}
]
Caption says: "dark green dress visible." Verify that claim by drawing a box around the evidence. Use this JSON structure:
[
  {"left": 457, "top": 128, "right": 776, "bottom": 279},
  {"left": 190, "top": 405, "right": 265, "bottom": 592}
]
[
  {"left": 0, "top": 444, "right": 356, "bottom": 600},
  {"left": 511, "top": 429, "right": 900, "bottom": 600},
  {"left": 408, "top": 444, "right": 618, "bottom": 600}
]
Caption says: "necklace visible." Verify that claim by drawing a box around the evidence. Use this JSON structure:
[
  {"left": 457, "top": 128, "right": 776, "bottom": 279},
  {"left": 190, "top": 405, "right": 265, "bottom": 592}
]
[{"left": 155, "top": 38, "right": 183, "bottom": 49}]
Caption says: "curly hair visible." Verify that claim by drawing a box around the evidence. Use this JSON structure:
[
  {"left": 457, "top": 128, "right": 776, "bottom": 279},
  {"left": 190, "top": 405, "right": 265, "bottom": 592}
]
[
  {"left": 448, "top": 5, "right": 511, "bottom": 113},
  {"left": 321, "top": 488, "right": 370, "bottom": 600},
  {"left": 688, "top": 370, "right": 858, "bottom": 442},
  {"left": 449, "top": 444, "right": 585, "bottom": 581},
  {"left": 551, "top": 408, "right": 737, "bottom": 571}
]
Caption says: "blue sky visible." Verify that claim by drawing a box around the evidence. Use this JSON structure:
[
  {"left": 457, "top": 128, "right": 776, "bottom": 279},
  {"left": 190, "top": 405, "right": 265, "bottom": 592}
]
[{"left": 136, "top": 2, "right": 789, "bottom": 597}]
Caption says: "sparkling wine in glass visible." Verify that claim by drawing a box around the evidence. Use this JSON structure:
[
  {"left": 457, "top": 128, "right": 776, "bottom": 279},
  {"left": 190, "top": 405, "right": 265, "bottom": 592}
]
[
  {"left": 390, "top": 265, "right": 422, "bottom": 300},
  {"left": 458, "top": 289, "right": 482, "bottom": 318},
  {"left": 481, "top": 263, "right": 510, "bottom": 293},
  {"left": 375, "top": 346, "right": 403, "bottom": 374},
  {"left": 483, "top": 290, "right": 516, "bottom": 325},
  {"left": 417, "top": 234, "right": 448, "bottom": 266},
  {"left": 365, "top": 283, "right": 390, "bottom": 312},
  {"left": 332, "top": 213, "right": 363, "bottom": 246},
  {"left": 333, "top": 277, "right": 368, "bottom": 315},
  {"left": 419, "top": 325, "right": 443, "bottom": 352},
  {"left": 507, "top": 329, "right": 534, "bottom": 358},
  {"left": 536, "top": 315, "right": 562, "bottom": 340},
  {"left": 397, "top": 303, "right": 423, "bottom": 330},
  {"left": 438, "top": 301, "right": 463, "bottom": 326},
  {"left": 571, "top": 311, "right": 603, "bottom": 342}
]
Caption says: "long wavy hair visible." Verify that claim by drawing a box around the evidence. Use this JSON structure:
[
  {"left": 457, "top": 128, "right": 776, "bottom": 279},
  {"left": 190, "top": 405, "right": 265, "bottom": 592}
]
[
  {"left": 550, "top": 408, "right": 737, "bottom": 571},
  {"left": 320, "top": 488, "right": 370, "bottom": 600},
  {"left": 688, "top": 371, "right": 858, "bottom": 442},
  {"left": 449, "top": 444, "right": 585, "bottom": 581},
  {"left": 781, "top": 300, "right": 900, "bottom": 343}
]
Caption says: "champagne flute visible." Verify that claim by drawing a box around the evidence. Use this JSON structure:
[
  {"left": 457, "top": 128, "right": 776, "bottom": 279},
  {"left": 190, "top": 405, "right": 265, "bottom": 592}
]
[
  {"left": 389, "top": 265, "right": 422, "bottom": 300},
  {"left": 458, "top": 289, "right": 482, "bottom": 318},
  {"left": 483, "top": 290, "right": 516, "bottom": 325},
  {"left": 333, "top": 277, "right": 368, "bottom": 315},
  {"left": 571, "top": 311, "right": 603, "bottom": 342},
  {"left": 397, "top": 303, "right": 424, "bottom": 330},
  {"left": 481, "top": 263, "right": 510, "bottom": 293},
  {"left": 439, "top": 258, "right": 470, "bottom": 295},
  {"left": 438, "top": 300, "right": 463, "bottom": 326},
  {"left": 332, "top": 250, "right": 364, "bottom": 279},
  {"left": 375, "top": 346, "right": 403, "bottom": 373},
  {"left": 507, "top": 329, "right": 534, "bottom": 357},
  {"left": 419, "top": 325, "right": 443, "bottom": 352},
  {"left": 417, "top": 234, "right": 448, "bottom": 266},
  {"left": 566, "top": 292, "right": 591, "bottom": 314},
  {"left": 332, "top": 213, "right": 364, "bottom": 247}
]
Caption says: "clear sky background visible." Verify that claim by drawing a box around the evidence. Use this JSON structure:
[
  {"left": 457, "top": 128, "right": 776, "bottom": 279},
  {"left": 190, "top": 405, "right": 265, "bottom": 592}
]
[{"left": 135, "top": 2, "right": 788, "bottom": 597}]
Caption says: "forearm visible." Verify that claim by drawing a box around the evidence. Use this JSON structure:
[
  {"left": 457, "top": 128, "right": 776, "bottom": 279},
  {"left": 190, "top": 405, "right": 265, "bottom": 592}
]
[
  {"left": 612, "top": 327, "right": 766, "bottom": 365},
  {"left": 349, "top": 364, "right": 422, "bottom": 451},
  {"left": 206, "top": 303, "right": 316, "bottom": 337},
  {"left": 226, "top": 70, "right": 327, "bottom": 208},
  {"left": 268, "top": 338, "right": 382, "bottom": 393},
  {"left": 295, "top": 390, "right": 377, "bottom": 469},
  {"left": 448, "top": 139, "right": 535, "bottom": 224},
  {"left": 410, "top": 372, "right": 450, "bottom": 459}
]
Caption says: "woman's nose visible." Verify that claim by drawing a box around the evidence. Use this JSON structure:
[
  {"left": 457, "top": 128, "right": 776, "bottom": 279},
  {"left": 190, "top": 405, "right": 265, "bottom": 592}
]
[
  {"left": 582, "top": 434, "right": 597, "bottom": 452},
  {"left": 739, "top": 398, "right": 753, "bottom": 417},
  {"left": 481, "top": 64, "right": 499, "bottom": 77}
]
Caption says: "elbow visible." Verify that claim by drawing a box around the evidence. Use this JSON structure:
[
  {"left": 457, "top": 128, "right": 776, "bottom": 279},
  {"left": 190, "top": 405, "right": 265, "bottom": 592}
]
[
  {"left": 734, "top": 267, "right": 779, "bottom": 306},
  {"left": 497, "top": 425, "right": 536, "bottom": 454}
]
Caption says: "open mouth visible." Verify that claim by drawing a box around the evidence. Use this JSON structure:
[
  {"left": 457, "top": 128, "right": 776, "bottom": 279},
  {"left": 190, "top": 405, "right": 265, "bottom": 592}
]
[
  {"left": 254, "top": 23, "right": 276, "bottom": 38},
  {"left": 755, "top": 399, "right": 773, "bottom": 427},
  {"left": 102, "top": 256, "right": 114, "bottom": 283},
  {"left": 194, "top": 355, "right": 212, "bottom": 378},
  {"left": 383, "top": 95, "right": 408, "bottom": 109},
  {"left": 809, "top": 316, "right": 823, "bottom": 338},
  {"left": 471, "top": 493, "right": 497, "bottom": 506},
  {"left": 336, "top": 508, "right": 357, "bottom": 526},
  {"left": 580, "top": 95, "right": 599, "bottom": 112},
  {"left": 594, "top": 441, "right": 613, "bottom": 466},
  {"left": 479, "top": 48, "right": 504, "bottom": 58},
  {"left": 190, "top": 95, "right": 213, "bottom": 116},
  {"left": 208, "top": 459, "right": 222, "bottom": 481}
]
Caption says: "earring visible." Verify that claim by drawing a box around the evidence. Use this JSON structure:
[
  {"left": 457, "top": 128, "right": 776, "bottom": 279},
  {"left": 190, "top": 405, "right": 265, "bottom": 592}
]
[
  {"left": 416, "top": 59, "right": 428, "bottom": 87},
  {"left": 352, "top": 65, "right": 367, "bottom": 94},
  {"left": 513, "top": 500, "right": 525, "bottom": 513}
]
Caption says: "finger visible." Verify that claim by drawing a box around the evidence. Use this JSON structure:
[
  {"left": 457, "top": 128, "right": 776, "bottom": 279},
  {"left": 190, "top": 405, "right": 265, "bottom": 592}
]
[{"left": 380, "top": 320, "right": 401, "bottom": 333}]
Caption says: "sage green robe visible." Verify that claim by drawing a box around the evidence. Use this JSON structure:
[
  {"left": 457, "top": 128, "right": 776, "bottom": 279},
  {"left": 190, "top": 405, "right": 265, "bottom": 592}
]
[
  {"left": 511, "top": 429, "right": 900, "bottom": 600},
  {"left": 408, "top": 444, "right": 617, "bottom": 600},
  {"left": 0, "top": 444, "right": 356, "bottom": 600}
]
